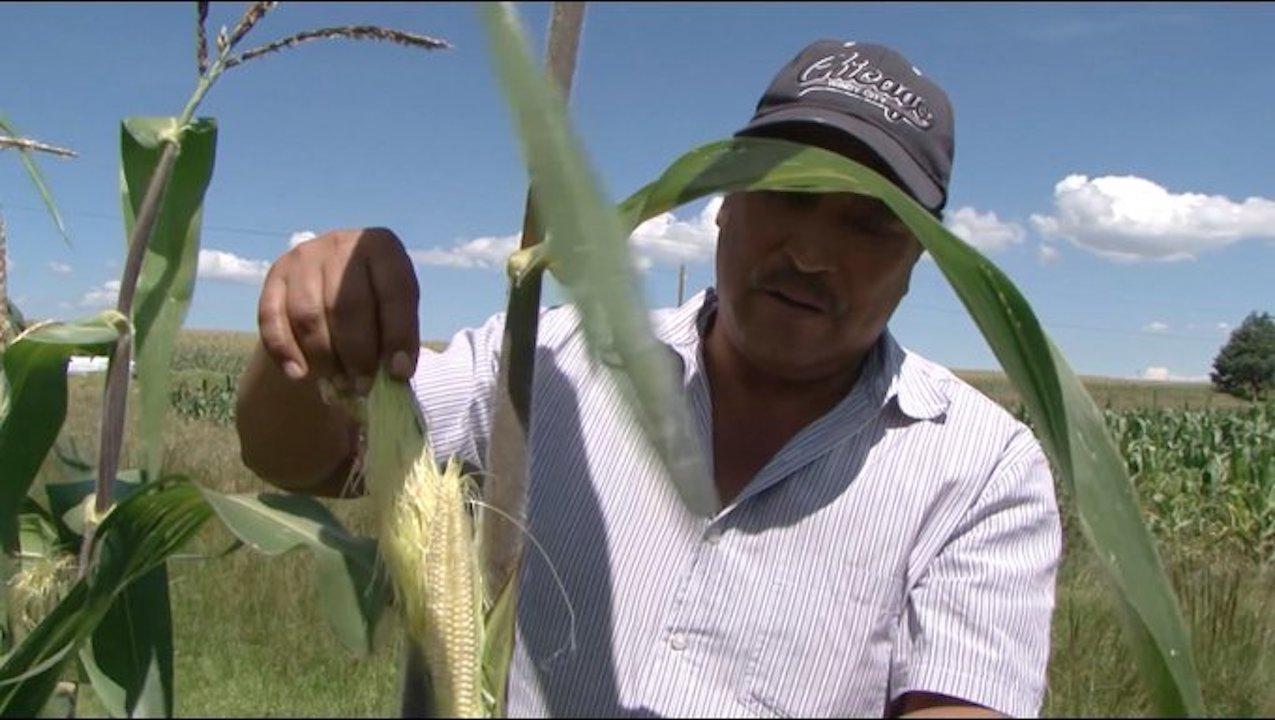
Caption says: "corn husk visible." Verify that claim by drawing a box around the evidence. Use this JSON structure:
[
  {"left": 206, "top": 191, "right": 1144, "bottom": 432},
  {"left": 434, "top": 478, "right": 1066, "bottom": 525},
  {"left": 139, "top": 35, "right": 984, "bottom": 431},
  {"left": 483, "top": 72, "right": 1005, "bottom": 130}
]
[{"left": 362, "top": 372, "right": 486, "bottom": 718}]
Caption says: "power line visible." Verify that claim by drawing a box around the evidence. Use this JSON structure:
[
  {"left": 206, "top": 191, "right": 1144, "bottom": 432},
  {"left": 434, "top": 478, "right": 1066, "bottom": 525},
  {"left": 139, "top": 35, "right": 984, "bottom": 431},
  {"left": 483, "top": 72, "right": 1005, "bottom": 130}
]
[{"left": 0, "top": 201, "right": 291, "bottom": 239}]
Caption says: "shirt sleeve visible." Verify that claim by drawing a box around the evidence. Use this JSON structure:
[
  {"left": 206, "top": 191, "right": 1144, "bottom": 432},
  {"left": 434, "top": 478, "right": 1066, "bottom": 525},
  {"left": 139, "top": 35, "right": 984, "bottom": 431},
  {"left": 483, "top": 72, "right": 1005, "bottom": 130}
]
[
  {"left": 407, "top": 312, "right": 506, "bottom": 471},
  {"left": 888, "top": 433, "right": 1062, "bottom": 718}
]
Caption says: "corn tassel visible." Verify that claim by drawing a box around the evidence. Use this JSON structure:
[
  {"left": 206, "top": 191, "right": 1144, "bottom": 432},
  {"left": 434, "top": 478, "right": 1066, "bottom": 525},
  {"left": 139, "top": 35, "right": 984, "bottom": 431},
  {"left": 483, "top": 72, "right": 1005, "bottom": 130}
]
[{"left": 362, "top": 371, "right": 486, "bottom": 718}]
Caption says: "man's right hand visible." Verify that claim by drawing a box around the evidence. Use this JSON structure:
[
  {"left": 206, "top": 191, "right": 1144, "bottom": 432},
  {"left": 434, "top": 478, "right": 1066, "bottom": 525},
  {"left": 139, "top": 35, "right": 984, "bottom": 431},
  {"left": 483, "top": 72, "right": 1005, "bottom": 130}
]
[
  {"left": 258, "top": 227, "right": 421, "bottom": 393},
  {"left": 236, "top": 227, "right": 421, "bottom": 496}
]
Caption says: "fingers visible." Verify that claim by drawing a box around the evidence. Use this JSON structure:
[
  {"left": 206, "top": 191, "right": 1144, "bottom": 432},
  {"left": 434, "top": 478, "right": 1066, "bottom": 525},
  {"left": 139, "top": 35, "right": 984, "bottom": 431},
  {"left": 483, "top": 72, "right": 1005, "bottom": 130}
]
[
  {"left": 286, "top": 257, "right": 342, "bottom": 383},
  {"left": 258, "top": 262, "right": 306, "bottom": 380},
  {"left": 324, "top": 251, "right": 380, "bottom": 393},
  {"left": 256, "top": 228, "right": 420, "bottom": 392},
  {"left": 363, "top": 228, "right": 421, "bottom": 381}
]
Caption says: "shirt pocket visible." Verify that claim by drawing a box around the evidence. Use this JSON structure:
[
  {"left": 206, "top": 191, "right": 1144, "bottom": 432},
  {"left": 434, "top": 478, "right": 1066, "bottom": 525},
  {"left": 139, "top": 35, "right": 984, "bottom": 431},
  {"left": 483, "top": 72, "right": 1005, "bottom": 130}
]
[{"left": 741, "top": 560, "right": 902, "bottom": 718}]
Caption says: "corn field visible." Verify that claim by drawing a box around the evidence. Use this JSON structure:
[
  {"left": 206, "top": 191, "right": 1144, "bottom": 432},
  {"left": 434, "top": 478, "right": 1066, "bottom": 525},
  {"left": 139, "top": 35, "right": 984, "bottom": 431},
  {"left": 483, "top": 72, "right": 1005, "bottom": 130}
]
[
  {"left": 1112, "top": 405, "right": 1273, "bottom": 563},
  {"left": 3, "top": 2, "right": 1268, "bottom": 717},
  {"left": 163, "top": 332, "right": 1274, "bottom": 564}
]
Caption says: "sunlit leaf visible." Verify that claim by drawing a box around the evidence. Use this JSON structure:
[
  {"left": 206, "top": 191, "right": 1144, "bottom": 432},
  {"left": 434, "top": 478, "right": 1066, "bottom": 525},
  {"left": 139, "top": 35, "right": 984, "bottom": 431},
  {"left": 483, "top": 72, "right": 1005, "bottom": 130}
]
[
  {"left": 197, "top": 488, "right": 388, "bottom": 657},
  {"left": 482, "top": 2, "right": 717, "bottom": 519},
  {"left": 0, "top": 480, "right": 210, "bottom": 716},
  {"left": 0, "top": 312, "right": 128, "bottom": 554},
  {"left": 120, "top": 117, "right": 218, "bottom": 483}
]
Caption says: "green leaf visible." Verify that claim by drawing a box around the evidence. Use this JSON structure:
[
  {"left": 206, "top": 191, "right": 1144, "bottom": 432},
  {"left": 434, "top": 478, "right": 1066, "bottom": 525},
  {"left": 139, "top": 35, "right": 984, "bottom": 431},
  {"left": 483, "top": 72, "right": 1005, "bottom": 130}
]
[
  {"left": 480, "top": 579, "right": 518, "bottom": 718},
  {"left": 482, "top": 2, "right": 717, "bottom": 518},
  {"left": 17, "top": 502, "right": 62, "bottom": 560},
  {"left": 5, "top": 299, "right": 29, "bottom": 336},
  {"left": 120, "top": 117, "right": 218, "bottom": 483},
  {"left": 0, "top": 480, "right": 210, "bottom": 716},
  {"left": 614, "top": 136, "right": 1206, "bottom": 716},
  {"left": 42, "top": 470, "right": 169, "bottom": 719},
  {"left": 0, "top": 113, "right": 72, "bottom": 245},
  {"left": 196, "top": 488, "right": 388, "bottom": 657},
  {"left": 79, "top": 565, "right": 173, "bottom": 718},
  {"left": 0, "top": 311, "right": 128, "bottom": 554},
  {"left": 45, "top": 472, "right": 143, "bottom": 543}
]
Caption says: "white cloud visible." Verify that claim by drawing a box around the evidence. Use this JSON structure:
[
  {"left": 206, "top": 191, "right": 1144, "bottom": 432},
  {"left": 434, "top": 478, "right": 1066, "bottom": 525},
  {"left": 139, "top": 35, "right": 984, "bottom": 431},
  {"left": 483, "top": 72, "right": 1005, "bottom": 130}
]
[
  {"left": 410, "top": 196, "right": 725, "bottom": 273},
  {"left": 1217, "top": 322, "right": 1231, "bottom": 332},
  {"left": 1141, "top": 366, "right": 1208, "bottom": 383},
  {"left": 1037, "top": 243, "right": 1060, "bottom": 266},
  {"left": 289, "top": 230, "right": 317, "bottom": 248},
  {"left": 198, "top": 249, "right": 271, "bottom": 284},
  {"left": 629, "top": 195, "right": 722, "bottom": 268},
  {"left": 943, "top": 207, "right": 1026, "bottom": 252},
  {"left": 410, "top": 233, "right": 520, "bottom": 270},
  {"left": 1031, "top": 174, "right": 1275, "bottom": 262},
  {"left": 1143, "top": 321, "right": 1170, "bottom": 333},
  {"left": 79, "top": 280, "right": 120, "bottom": 308},
  {"left": 47, "top": 261, "right": 72, "bottom": 275}
]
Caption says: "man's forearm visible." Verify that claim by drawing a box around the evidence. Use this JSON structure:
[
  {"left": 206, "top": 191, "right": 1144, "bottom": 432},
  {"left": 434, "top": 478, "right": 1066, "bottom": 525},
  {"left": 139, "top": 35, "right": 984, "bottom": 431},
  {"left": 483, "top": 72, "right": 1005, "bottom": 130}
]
[{"left": 235, "top": 342, "right": 361, "bottom": 497}]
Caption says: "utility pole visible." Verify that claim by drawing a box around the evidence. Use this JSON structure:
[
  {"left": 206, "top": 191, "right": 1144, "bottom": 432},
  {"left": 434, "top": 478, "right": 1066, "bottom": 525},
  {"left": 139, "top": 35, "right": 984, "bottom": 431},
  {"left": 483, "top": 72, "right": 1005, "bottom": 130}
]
[{"left": 676, "top": 263, "right": 686, "bottom": 306}]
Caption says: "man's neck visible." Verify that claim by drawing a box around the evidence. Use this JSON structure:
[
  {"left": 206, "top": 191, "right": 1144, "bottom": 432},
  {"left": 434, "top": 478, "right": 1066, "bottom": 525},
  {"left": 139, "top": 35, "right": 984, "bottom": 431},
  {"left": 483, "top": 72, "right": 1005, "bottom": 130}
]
[
  {"left": 700, "top": 316, "right": 871, "bottom": 504},
  {"left": 702, "top": 320, "right": 868, "bottom": 422}
]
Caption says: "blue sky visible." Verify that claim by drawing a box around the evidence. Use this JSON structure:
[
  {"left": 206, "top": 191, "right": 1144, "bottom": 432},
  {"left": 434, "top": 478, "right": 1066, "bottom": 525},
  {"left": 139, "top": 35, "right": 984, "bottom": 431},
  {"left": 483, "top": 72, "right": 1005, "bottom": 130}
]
[{"left": 2, "top": 2, "right": 1272, "bottom": 381}]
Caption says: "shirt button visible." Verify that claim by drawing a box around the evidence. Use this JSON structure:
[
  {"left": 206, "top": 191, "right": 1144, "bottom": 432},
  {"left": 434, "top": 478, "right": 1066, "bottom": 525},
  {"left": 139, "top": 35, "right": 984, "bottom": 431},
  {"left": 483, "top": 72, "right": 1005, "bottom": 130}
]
[
  {"left": 669, "top": 633, "right": 688, "bottom": 652},
  {"left": 704, "top": 528, "right": 722, "bottom": 545}
]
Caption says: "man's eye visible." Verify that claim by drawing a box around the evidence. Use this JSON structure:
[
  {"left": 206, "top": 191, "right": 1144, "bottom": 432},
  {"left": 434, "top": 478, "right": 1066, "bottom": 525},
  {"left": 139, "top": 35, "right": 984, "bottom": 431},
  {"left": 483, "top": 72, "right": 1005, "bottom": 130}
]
[
  {"left": 843, "top": 213, "right": 909, "bottom": 239},
  {"left": 770, "top": 191, "right": 818, "bottom": 209}
]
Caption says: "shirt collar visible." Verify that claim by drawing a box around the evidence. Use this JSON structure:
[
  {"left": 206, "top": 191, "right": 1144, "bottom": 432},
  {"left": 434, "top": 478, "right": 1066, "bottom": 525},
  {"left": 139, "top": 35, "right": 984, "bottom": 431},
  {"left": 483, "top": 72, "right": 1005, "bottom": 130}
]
[{"left": 654, "top": 287, "right": 949, "bottom": 423}]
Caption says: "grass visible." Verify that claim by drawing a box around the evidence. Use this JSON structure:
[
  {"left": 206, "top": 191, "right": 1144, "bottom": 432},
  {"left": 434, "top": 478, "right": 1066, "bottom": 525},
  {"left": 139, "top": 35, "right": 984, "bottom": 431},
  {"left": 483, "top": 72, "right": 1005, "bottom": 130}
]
[{"left": 28, "top": 330, "right": 1274, "bottom": 716}]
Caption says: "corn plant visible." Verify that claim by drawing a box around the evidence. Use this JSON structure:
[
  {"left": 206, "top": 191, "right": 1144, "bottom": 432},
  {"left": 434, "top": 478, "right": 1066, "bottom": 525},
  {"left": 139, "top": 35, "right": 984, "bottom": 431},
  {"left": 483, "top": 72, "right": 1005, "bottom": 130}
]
[
  {"left": 1, "top": 3, "right": 448, "bottom": 716},
  {"left": 1, "top": 2, "right": 1222, "bottom": 718}
]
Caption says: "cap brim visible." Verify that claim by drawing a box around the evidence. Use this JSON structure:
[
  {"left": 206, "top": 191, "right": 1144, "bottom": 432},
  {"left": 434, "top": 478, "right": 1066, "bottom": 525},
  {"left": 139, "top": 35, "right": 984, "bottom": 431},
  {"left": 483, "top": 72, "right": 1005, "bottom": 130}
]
[{"left": 736, "top": 106, "right": 944, "bottom": 212}]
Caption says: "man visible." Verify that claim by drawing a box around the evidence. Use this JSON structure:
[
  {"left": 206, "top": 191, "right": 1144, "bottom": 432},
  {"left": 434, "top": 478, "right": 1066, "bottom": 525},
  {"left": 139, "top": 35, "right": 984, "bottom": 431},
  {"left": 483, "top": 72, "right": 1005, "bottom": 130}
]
[{"left": 236, "top": 40, "right": 1061, "bottom": 717}]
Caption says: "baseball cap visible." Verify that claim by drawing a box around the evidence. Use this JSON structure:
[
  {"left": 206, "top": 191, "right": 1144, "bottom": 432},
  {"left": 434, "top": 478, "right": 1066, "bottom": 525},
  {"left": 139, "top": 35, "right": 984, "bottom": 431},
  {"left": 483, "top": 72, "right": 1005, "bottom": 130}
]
[{"left": 736, "top": 40, "right": 956, "bottom": 214}]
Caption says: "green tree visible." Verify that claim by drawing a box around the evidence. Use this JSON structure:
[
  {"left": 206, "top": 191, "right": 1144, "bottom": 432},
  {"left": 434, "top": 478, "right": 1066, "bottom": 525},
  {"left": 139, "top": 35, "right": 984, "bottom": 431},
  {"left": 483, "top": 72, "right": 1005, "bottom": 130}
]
[{"left": 1211, "top": 311, "right": 1275, "bottom": 401}]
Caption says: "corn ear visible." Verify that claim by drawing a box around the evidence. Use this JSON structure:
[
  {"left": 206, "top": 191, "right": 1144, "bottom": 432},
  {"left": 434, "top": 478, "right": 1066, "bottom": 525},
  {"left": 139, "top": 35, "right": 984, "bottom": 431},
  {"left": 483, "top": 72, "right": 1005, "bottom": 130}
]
[{"left": 363, "top": 371, "right": 486, "bottom": 718}]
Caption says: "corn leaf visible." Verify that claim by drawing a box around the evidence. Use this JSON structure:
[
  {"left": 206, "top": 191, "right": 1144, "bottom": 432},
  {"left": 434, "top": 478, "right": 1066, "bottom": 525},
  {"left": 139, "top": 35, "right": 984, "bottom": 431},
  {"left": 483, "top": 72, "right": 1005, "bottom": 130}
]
[
  {"left": 0, "top": 113, "right": 71, "bottom": 245},
  {"left": 482, "top": 3, "right": 1203, "bottom": 714},
  {"left": 0, "top": 312, "right": 127, "bottom": 555},
  {"left": 43, "top": 471, "right": 169, "bottom": 719},
  {"left": 120, "top": 117, "right": 217, "bottom": 484},
  {"left": 196, "top": 488, "right": 388, "bottom": 657},
  {"left": 0, "top": 480, "right": 211, "bottom": 716},
  {"left": 44, "top": 472, "right": 143, "bottom": 544},
  {"left": 480, "top": 578, "right": 518, "bottom": 717},
  {"left": 79, "top": 566, "right": 173, "bottom": 718},
  {"left": 482, "top": 2, "right": 717, "bottom": 518},
  {"left": 620, "top": 137, "right": 1205, "bottom": 715}
]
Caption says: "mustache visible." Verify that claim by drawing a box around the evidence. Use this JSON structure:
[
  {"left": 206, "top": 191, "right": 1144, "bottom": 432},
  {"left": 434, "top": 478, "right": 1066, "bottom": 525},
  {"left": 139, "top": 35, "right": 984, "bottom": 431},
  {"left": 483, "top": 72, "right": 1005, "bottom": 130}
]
[{"left": 748, "top": 263, "right": 839, "bottom": 313}]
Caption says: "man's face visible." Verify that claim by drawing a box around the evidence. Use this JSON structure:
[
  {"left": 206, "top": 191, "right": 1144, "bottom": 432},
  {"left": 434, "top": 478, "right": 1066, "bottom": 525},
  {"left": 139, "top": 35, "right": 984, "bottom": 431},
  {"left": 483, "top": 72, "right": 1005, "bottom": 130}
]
[{"left": 712, "top": 136, "right": 925, "bottom": 383}]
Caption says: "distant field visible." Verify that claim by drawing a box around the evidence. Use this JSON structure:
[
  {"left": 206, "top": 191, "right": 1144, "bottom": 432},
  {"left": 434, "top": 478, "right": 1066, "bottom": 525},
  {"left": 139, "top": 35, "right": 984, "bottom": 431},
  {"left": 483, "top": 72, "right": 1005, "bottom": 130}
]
[{"left": 176, "top": 328, "right": 1250, "bottom": 412}]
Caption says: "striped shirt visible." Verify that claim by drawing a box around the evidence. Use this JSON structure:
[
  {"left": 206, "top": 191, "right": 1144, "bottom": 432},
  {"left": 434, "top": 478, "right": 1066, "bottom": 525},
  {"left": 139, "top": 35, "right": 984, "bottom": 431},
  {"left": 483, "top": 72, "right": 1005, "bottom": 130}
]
[{"left": 407, "top": 289, "right": 1061, "bottom": 718}]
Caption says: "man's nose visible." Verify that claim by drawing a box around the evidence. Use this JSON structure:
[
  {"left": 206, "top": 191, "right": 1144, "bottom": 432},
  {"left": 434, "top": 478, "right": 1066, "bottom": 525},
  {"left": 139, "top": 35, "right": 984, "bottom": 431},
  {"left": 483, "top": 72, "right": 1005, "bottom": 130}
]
[{"left": 783, "top": 224, "right": 840, "bottom": 274}]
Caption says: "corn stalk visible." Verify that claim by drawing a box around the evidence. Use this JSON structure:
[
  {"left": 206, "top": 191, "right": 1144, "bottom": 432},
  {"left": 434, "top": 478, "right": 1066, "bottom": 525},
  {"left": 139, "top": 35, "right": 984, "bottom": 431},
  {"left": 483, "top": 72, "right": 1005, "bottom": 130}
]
[{"left": 481, "top": 0, "right": 586, "bottom": 620}]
